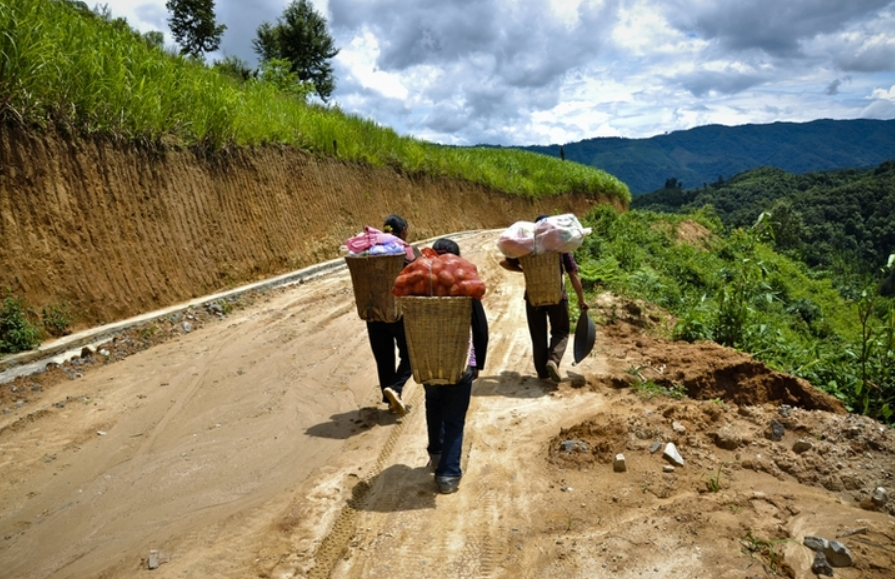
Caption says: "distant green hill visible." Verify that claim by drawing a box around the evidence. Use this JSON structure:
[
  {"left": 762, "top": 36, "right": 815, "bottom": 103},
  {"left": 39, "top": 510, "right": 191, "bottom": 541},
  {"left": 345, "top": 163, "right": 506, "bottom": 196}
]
[
  {"left": 631, "top": 161, "right": 895, "bottom": 278},
  {"left": 519, "top": 119, "right": 895, "bottom": 194}
]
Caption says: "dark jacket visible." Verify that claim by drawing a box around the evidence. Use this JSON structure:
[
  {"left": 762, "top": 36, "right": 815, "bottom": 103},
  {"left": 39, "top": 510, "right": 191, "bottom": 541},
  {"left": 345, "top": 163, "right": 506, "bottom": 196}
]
[{"left": 470, "top": 299, "right": 489, "bottom": 372}]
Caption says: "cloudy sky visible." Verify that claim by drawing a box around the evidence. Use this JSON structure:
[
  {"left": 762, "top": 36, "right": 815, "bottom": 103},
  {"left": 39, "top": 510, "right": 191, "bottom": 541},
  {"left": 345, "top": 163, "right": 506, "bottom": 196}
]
[{"left": 102, "top": 0, "right": 895, "bottom": 146}]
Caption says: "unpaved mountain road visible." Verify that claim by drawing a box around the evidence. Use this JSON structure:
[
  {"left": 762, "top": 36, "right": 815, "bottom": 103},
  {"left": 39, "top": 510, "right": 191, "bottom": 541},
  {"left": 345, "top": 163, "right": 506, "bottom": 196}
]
[{"left": 1, "top": 230, "right": 894, "bottom": 579}]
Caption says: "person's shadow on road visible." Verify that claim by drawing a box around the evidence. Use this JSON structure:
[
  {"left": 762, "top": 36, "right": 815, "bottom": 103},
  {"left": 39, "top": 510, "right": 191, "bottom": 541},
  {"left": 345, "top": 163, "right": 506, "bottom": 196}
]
[
  {"left": 305, "top": 406, "right": 401, "bottom": 439},
  {"left": 473, "top": 370, "right": 557, "bottom": 398},
  {"left": 350, "top": 463, "right": 437, "bottom": 512}
]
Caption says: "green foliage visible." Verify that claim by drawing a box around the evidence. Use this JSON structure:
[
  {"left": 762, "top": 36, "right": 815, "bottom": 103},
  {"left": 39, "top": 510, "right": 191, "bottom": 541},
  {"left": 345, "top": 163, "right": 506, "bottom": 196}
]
[
  {"left": 166, "top": 0, "right": 226, "bottom": 58},
  {"left": 252, "top": 0, "right": 338, "bottom": 101},
  {"left": 256, "top": 58, "right": 314, "bottom": 100},
  {"left": 0, "top": 0, "right": 630, "bottom": 205},
  {"left": 41, "top": 301, "right": 74, "bottom": 337},
  {"left": 626, "top": 366, "right": 686, "bottom": 399},
  {"left": 0, "top": 292, "right": 40, "bottom": 355},
  {"left": 631, "top": 379, "right": 687, "bottom": 400},
  {"left": 633, "top": 161, "right": 895, "bottom": 282},
  {"left": 740, "top": 530, "right": 790, "bottom": 574},
  {"left": 212, "top": 55, "right": 252, "bottom": 82},
  {"left": 704, "top": 464, "right": 725, "bottom": 492},
  {"left": 577, "top": 208, "right": 895, "bottom": 424},
  {"left": 142, "top": 30, "right": 165, "bottom": 50}
]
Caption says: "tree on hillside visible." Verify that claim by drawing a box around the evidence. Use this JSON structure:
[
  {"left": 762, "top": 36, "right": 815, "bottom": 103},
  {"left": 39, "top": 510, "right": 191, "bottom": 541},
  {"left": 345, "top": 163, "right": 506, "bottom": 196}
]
[
  {"left": 165, "top": 0, "right": 226, "bottom": 58},
  {"left": 142, "top": 30, "right": 165, "bottom": 50},
  {"left": 252, "top": 0, "right": 339, "bottom": 101},
  {"left": 763, "top": 198, "right": 806, "bottom": 253},
  {"left": 213, "top": 55, "right": 254, "bottom": 82}
]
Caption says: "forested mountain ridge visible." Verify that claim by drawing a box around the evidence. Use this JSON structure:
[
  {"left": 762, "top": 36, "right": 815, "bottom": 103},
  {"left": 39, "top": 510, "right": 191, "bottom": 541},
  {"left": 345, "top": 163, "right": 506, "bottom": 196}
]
[
  {"left": 631, "top": 161, "right": 895, "bottom": 285},
  {"left": 518, "top": 119, "right": 895, "bottom": 194}
]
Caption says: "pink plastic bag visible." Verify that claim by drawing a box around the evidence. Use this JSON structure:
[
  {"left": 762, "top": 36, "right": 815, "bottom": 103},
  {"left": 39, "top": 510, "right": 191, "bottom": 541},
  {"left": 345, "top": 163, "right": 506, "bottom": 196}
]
[
  {"left": 345, "top": 226, "right": 414, "bottom": 260},
  {"left": 496, "top": 221, "right": 536, "bottom": 258},
  {"left": 534, "top": 214, "right": 591, "bottom": 254}
]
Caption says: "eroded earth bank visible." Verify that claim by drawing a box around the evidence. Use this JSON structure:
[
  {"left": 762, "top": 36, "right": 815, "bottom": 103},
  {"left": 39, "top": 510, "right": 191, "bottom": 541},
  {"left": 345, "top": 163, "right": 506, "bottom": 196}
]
[{"left": 0, "top": 124, "right": 603, "bottom": 331}]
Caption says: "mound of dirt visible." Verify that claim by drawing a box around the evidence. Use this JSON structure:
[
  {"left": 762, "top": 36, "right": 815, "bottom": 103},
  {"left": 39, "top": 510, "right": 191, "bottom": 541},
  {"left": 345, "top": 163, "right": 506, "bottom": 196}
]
[
  {"left": 527, "top": 297, "right": 894, "bottom": 579},
  {"left": 588, "top": 294, "right": 846, "bottom": 414}
]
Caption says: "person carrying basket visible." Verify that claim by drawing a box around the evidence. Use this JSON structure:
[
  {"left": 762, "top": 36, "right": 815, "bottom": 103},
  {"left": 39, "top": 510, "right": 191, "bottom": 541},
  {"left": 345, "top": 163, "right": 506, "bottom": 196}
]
[
  {"left": 499, "top": 215, "right": 588, "bottom": 383},
  {"left": 365, "top": 214, "right": 420, "bottom": 415},
  {"left": 422, "top": 237, "right": 489, "bottom": 494}
]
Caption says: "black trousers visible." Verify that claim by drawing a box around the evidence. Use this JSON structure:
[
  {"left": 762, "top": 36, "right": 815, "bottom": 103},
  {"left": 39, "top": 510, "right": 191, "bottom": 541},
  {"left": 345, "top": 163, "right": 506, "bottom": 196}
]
[
  {"left": 524, "top": 298, "right": 570, "bottom": 378},
  {"left": 366, "top": 319, "right": 413, "bottom": 400}
]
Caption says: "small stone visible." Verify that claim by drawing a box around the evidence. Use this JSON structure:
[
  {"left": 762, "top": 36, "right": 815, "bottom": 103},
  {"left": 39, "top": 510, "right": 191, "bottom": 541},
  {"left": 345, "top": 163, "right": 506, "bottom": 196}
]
[
  {"left": 663, "top": 443, "right": 685, "bottom": 466},
  {"left": 672, "top": 421, "right": 686, "bottom": 434},
  {"left": 613, "top": 454, "right": 627, "bottom": 472},
  {"left": 768, "top": 420, "right": 785, "bottom": 441},
  {"left": 662, "top": 465, "right": 675, "bottom": 473},
  {"left": 804, "top": 536, "right": 829, "bottom": 551},
  {"left": 792, "top": 439, "right": 814, "bottom": 454},
  {"left": 871, "top": 487, "right": 888, "bottom": 507},
  {"left": 811, "top": 551, "right": 833, "bottom": 576},
  {"left": 825, "top": 540, "right": 854, "bottom": 567},
  {"left": 778, "top": 404, "right": 793, "bottom": 418},
  {"left": 182, "top": 321, "right": 193, "bottom": 333},
  {"left": 649, "top": 441, "right": 662, "bottom": 454},
  {"left": 560, "top": 440, "right": 586, "bottom": 453},
  {"left": 97, "top": 431, "right": 107, "bottom": 436},
  {"left": 148, "top": 549, "right": 159, "bottom": 570},
  {"left": 710, "top": 429, "right": 740, "bottom": 450}
]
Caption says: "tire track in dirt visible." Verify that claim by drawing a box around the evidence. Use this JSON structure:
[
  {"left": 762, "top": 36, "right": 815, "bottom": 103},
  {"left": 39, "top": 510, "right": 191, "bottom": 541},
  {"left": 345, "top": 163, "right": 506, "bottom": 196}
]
[
  {"left": 297, "top": 385, "right": 425, "bottom": 579},
  {"left": 130, "top": 342, "right": 222, "bottom": 458}
]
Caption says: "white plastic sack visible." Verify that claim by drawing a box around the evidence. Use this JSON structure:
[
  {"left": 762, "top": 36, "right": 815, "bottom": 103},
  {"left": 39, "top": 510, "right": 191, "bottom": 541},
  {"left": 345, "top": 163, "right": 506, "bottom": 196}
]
[
  {"left": 496, "top": 221, "right": 536, "bottom": 258},
  {"left": 534, "top": 214, "right": 591, "bottom": 254}
]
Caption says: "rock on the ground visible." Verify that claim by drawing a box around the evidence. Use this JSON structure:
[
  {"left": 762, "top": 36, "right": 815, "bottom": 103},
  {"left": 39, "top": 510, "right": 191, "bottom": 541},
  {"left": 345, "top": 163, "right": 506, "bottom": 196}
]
[
  {"left": 613, "top": 454, "right": 626, "bottom": 472},
  {"left": 663, "top": 442, "right": 684, "bottom": 466},
  {"left": 812, "top": 551, "right": 834, "bottom": 576}
]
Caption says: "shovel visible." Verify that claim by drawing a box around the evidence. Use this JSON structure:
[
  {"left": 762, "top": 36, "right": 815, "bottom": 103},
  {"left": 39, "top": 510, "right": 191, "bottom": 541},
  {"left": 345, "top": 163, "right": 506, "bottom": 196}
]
[{"left": 572, "top": 311, "right": 596, "bottom": 366}]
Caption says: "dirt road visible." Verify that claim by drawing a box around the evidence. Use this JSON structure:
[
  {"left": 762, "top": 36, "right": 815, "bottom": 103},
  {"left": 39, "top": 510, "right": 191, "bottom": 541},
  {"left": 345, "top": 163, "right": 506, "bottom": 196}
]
[{"left": 1, "top": 231, "right": 893, "bottom": 579}]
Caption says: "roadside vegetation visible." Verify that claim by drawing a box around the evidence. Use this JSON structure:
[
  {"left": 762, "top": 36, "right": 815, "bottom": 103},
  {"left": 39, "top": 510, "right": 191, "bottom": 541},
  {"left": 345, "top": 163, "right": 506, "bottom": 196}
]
[
  {"left": 577, "top": 205, "right": 895, "bottom": 424},
  {"left": 0, "top": 0, "right": 629, "bottom": 203}
]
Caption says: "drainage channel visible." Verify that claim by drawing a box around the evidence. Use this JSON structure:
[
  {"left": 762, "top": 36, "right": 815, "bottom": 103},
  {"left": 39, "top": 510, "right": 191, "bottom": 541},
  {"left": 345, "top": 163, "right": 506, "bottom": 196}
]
[{"left": 0, "top": 257, "right": 345, "bottom": 385}]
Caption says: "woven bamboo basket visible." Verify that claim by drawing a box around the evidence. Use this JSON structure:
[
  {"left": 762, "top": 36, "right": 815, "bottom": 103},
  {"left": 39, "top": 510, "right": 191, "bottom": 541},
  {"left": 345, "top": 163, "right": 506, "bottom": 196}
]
[
  {"left": 518, "top": 252, "right": 562, "bottom": 306},
  {"left": 345, "top": 253, "right": 407, "bottom": 323},
  {"left": 400, "top": 296, "right": 471, "bottom": 385}
]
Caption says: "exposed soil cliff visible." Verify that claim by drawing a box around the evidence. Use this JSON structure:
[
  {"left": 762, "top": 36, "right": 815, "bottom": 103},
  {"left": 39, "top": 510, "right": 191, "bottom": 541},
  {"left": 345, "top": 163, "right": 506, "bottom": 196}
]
[{"left": 0, "top": 123, "right": 605, "bottom": 330}]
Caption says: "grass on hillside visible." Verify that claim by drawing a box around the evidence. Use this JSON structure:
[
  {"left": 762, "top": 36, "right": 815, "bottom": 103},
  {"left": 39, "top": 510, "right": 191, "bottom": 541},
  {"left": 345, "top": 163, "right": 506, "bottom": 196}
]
[{"left": 0, "top": 0, "right": 630, "bottom": 204}]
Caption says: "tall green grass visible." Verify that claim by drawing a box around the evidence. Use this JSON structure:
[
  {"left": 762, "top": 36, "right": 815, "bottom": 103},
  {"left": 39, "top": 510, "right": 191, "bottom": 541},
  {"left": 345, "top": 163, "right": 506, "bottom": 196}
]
[{"left": 0, "top": 0, "right": 630, "bottom": 203}]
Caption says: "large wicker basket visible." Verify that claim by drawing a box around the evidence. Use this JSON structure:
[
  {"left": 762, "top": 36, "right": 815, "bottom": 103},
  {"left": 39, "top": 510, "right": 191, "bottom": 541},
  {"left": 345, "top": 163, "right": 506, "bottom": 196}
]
[
  {"left": 518, "top": 252, "right": 562, "bottom": 306},
  {"left": 400, "top": 296, "right": 471, "bottom": 385},
  {"left": 345, "top": 253, "right": 407, "bottom": 323}
]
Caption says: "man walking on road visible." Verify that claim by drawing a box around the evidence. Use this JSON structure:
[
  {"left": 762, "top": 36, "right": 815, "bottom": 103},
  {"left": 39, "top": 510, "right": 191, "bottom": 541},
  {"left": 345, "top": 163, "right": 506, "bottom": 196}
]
[{"left": 499, "top": 215, "right": 587, "bottom": 383}]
